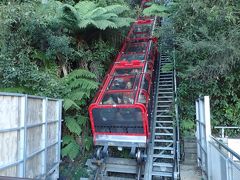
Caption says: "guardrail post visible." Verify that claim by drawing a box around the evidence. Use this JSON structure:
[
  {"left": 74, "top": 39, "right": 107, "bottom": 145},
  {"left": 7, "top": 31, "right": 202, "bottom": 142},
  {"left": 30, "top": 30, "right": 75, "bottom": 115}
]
[{"left": 204, "top": 96, "right": 211, "bottom": 180}]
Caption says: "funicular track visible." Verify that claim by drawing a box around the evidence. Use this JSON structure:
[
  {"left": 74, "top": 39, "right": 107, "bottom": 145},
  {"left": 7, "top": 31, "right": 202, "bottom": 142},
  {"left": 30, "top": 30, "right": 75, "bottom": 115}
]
[
  {"left": 145, "top": 48, "right": 179, "bottom": 179},
  {"left": 90, "top": 157, "right": 144, "bottom": 180},
  {"left": 87, "top": 49, "right": 180, "bottom": 180},
  {"left": 86, "top": 0, "right": 180, "bottom": 179}
]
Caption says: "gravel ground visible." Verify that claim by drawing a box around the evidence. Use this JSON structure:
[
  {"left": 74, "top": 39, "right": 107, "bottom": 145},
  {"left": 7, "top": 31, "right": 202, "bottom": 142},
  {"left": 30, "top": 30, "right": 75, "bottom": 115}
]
[{"left": 180, "top": 164, "right": 202, "bottom": 180}]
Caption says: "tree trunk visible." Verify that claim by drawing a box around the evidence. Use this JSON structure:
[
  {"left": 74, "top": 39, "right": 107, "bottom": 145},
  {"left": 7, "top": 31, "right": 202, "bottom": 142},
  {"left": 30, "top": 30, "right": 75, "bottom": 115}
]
[{"left": 62, "top": 64, "right": 68, "bottom": 77}]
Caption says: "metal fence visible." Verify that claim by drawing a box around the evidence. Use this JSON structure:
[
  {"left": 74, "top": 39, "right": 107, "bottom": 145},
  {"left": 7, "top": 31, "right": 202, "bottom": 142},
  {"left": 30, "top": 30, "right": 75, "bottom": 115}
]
[
  {"left": 196, "top": 96, "right": 211, "bottom": 179},
  {"left": 209, "top": 137, "right": 240, "bottom": 180},
  {"left": 196, "top": 96, "right": 240, "bottom": 180},
  {"left": 0, "top": 93, "right": 62, "bottom": 179}
]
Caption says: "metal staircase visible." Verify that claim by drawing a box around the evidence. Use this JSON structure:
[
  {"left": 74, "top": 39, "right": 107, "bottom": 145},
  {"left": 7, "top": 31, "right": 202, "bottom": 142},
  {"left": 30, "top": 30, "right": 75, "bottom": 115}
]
[{"left": 145, "top": 51, "right": 180, "bottom": 179}]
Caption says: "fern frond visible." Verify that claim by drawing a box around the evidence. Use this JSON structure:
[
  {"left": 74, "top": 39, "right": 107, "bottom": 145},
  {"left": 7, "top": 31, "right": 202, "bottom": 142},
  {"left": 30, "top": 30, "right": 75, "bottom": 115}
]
[
  {"left": 68, "top": 79, "right": 99, "bottom": 90},
  {"left": 67, "top": 90, "right": 87, "bottom": 101},
  {"left": 74, "top": 1, "right": 97, "bottom": 17},
  {"left": 111, "top": 17, "right": 134, "bottom": 27},
  {"left": 65, "top": 117, "right": 82, "bottom": 135},
  {"left": 92, "top": 19, "right": 118, "bottom": 30},
  {"left": 77, "top": 19, "right": 94, "bottom": 29},
  {"left": 96, "top": 13, "right": 118, "bottom": 20},
  {"left": 63, "top": 98, "right": 80, "bottom": 110},
  {"left": 67, "top": 69, "right": 97, "bottom": 80},
  {"left": 61, "top": 4, "right": 80, "bottom": 27},
  {"left": 85, "top": 7, "right": 107, "bottom": 19},
  {"left": 61, "top": 138, "right": 80, "bottom": 160},
  {"left": 104, "top": 5, "right": 129, "bottom": 15},
  {"left": 143, "top": 4, "right": 169, "bottom": 17},
  {"left": 76, "top": 115, "right": 88, "bottom": 126},
  {"left": 62, "top": 135, "right": 75, "bottom": 146}
]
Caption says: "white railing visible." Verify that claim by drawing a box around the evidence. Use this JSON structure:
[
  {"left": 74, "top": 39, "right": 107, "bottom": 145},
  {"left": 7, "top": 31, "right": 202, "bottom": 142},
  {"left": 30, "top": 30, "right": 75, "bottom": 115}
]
[
  {"left": 196, "top": 96, "right": 211, "bottom": 179},
  {"left": 195, "top": 96, "right": 240, "bottom": 180},
  {"left": 209, "top": 136, "right": 240, "bottom": 180}
]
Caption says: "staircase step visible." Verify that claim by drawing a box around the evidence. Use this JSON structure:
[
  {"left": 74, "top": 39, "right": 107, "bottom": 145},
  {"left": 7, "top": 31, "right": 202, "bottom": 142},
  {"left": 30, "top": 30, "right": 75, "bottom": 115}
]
[
  {"left": 155, "top": 126, "right": 173, "bottom": 130},
  {"left": 158, "top": 88, "right": 173, "bottom": 91},
  {"left": 151, "top": 171, "right": 173, "bottom": 177},
  {"left": 158, "top": 85, "right": 173, "bottom": 87},
  {"left": 154, "top": 139, "right": 174, "bottom": 143},
  {"left": 157, "top": 105, "right": 172, "bottom": 108},
  {"left": 158, "top": 91, "right": 173, "bottom": 94},
  {"left": 156, "top": 110, "right": 171, "bottom": 113},
  {"left": 156, "top": 114, "right": 173, "bottom": 118},
  {"left": 153, "top": 154, "right": 174, "bottom": 158},
  {"left": 154, "top": 146, "right": 174, "bottom": 150},
  {"left": 158, "top": 96, "right": 173, "bottom": 99},
  {"left": 158, "top": 100, "right": 173, "bottom": 104},
  {"left": 155, "top": 133, "right": 173, "bottom": 136},
  {"left": 153, "top": 162, "right": 174, "bottom": 168}
]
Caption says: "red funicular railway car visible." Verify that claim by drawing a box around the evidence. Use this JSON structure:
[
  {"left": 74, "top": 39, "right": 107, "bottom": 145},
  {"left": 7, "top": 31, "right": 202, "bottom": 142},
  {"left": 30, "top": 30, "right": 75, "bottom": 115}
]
[{"left": 89, "top": 9, "right": 157, "bottom": 159}]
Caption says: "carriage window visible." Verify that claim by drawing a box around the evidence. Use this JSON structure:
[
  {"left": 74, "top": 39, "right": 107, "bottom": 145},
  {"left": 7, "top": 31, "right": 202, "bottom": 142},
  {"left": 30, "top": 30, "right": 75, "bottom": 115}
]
[
  {"left": 133, "top": 24, "right": 152, "bottom": 33},
  {"left": 101, "top": 92, "right": 135, "bottom": 105},
  {"left": 109, "top": 77, "right": 125, "bottom": 90},
  {"left": 138, "top": 92, "right": 147, "bottom": 105},
  {"left": 147, "top": 63, "right": 153, "bottom": 75},
  {"left": 114, "top": 68, "right": 142, "bottom": 75},
  {"left": 125, "top": 43, "right": 147, "bottom": 53},
  {"left": 120, "top": 54, "right": 145, "bottom": 61},
  {"left": 108, "top": 75, "right": 139, "bottom": 90}
]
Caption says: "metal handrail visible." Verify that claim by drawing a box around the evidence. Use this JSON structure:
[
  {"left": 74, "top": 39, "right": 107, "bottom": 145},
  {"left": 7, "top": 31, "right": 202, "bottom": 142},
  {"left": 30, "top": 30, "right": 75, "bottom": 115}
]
[
  {"left": 214, "top": 126, "right": 240, "bottom": 138},
  {"left": 173, "top": 47, "right": 180, "bottom": 178},
  {"left": 211, "top": 136, "right": 240, "bottom": 161}
]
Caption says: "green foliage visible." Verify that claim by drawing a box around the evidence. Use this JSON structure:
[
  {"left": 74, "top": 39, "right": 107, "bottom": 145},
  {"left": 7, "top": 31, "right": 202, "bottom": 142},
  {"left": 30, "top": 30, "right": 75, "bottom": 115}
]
[
  {"left": 60, "top": 1, "right": 134, "bottom": 30},
  {"left": 62, "top": 69, "right": 98, "bottom": 110},
  {"left": 180, "top": 119, "right": 195, "bottom": 136},
  {"left": 161, "top": 63, "right": 173, "bottom": 73},
  {"left": 60, "top": 69, "right": 97, "bottom": 160},
  {"left": 0, "top": 0, "right": 133, "bottom": 177},
  {"left": 168, "top": 0, "right": 240, "bottom": 136},
  {"left": 62, "top": 135, "right": 81, "bottom": 160},
  {"left": 143, "top": 3, "right": 169, "bottom": 17}
]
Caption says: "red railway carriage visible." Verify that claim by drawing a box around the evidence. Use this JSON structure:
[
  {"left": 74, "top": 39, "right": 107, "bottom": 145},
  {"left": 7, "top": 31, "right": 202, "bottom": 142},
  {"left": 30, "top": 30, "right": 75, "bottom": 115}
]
[
  {"left": 89, "top": 67, "right": 154, "bottom": 148},
  {"left": 88, "top": 1, "right": 158, "bottom": 153},
  {"left": 89, "top": 49, "right": 157, "bottom": 149}
]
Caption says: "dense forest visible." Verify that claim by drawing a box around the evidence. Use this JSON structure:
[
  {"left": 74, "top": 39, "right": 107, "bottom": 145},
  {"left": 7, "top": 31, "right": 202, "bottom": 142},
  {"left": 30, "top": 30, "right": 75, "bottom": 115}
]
[{"left": 1, "top": 0, "right": 240, "bottom": 178}]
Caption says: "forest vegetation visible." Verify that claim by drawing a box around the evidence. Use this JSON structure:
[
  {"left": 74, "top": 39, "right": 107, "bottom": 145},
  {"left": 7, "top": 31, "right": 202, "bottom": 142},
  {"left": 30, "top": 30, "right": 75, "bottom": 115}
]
[{"left": 1, "top": 0, "right": 240, "bottom": 178}]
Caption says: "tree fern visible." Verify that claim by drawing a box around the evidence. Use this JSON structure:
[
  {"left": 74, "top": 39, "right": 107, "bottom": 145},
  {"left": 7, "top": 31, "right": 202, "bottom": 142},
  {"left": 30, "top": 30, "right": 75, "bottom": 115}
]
[
  {"left": 59, "top": 1, "right": 134, "bottom": 30},
  {"left": 62, "top": 69, "right": 98, "bottom": 111}
]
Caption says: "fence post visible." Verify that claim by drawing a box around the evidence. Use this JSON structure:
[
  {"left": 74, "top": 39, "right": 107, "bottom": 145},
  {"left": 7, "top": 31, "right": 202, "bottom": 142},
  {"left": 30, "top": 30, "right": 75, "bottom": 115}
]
[
  {"left": 196, "top": 100, "right": 201, "bottom": 167},
  {"left": 196, "top": 96, "right": 211, "bottom": 179},
  {"left": 204, "top": 96, "right": 211, "bottom": 180}
]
